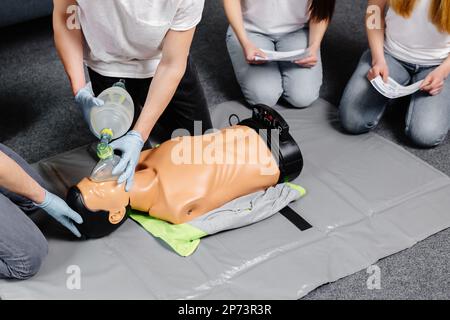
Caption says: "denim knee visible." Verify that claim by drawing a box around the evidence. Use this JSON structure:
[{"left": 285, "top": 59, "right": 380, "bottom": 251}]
[
  {"left": 5, "top": 235, "right": 48, "bottom": 280},
  {"left": 284, "top": 89, "right": 319, "bottom": 108},
  {"left": 243, "top": 84, "right": 283, "bottom": 107},
  {"left": 405, "top": 123, "right": 447, "bottom": 148},
  {"left": 339, "top": 105, "right": 376, "bottom": 134}
]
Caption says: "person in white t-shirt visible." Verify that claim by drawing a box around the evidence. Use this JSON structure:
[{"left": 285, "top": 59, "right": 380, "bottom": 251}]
[
  {"left": 340, "top": 0, "right": 450, "bottom": 148},
  {"left": 53, "top": 0, "right": 212, "bottom": 191},
  {"left": 224, "top": 0, "right": 336, "bottom": 108}
]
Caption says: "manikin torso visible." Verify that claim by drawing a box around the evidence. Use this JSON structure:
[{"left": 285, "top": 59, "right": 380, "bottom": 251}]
[{"left": 77, "top": 125, "right": 280, "bottom": 224}]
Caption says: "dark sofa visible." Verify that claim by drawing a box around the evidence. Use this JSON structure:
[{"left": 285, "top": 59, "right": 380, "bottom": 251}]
[{"left": 0, "top": 0, "right": 52, "bottom": 28}]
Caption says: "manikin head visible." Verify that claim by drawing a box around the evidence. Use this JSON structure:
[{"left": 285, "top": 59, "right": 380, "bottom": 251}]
[
  {"left": 67, "top": 179, "right": 130, "bottom": 239},
  {"left": 67, "top": 167, "right": 159, "bottom": 239}
]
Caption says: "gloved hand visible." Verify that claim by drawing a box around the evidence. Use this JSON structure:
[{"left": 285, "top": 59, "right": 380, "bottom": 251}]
[
  {"left": 34, "top": 190, "right": 83, "bottom": 238},
  {"left": 110, "top": 130, "right": 145, "bottom": 192},
  {"left": 74, "top": 82, "right": 104, "bottom": 123}
]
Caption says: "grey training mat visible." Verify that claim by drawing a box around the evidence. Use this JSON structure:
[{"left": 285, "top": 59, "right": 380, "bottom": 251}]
[{"left": 1, "top": 99, "right": 449, "bottom": 299}]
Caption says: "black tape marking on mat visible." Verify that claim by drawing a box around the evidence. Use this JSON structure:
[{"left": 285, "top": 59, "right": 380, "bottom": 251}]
[{"left": 280, "top": 206, "right": 312, "bottom": 231}]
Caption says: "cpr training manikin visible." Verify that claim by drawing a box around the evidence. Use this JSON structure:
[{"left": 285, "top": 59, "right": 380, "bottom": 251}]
[{"left": 67, "top": 105, "right": 304, "bottom": 245}]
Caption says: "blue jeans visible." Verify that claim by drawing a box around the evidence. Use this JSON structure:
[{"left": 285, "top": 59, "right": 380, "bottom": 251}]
[
  {"left": 226, "top": 27, "right": 323, "bottom": 108},
  {"left": 0, "top": 143, "right": 48, "bottom": 280},
  {"left": 339, "top": 50, "right": 450, "bottom": 148}
]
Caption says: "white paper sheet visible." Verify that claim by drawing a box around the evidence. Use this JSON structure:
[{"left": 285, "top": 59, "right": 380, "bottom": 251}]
[
  {"left": 254, "top": 48, "right": 310, "bottom": 62},
  {"left": 370, "top": 76, "right": 423, "bottom": 99}
]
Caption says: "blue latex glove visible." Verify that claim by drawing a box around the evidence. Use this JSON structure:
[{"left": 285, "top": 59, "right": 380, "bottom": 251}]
[
  {"left": 74, "top": 82, "right": 104, "bottom": 124},
  {"left": 110, "top": 130, "right": 145, "bottom": 192},
  {"left": 34, "top": 190, "right": 83, "bottom": 238}
]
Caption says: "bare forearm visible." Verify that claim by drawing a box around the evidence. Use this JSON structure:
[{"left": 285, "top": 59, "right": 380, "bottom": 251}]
[
  {"left": 133, "top": 28, "right": 195, "bottom": 141},
  {"left": 368, "top": 30, "right": 385, "bottom": 63},
  {"left": 308, "top": 19, "right": 329, "bottom": 51},
  {"left": 0, "top": 152, "right": 45, "bottom": 204},
  {"left": 133, "top": 61, "right": 186, "bottom": 140},
  {"left": 223, "top": 0, "right": 250, "bottom": 47},
  {"left": 53, "top": 0, "right": 86, "bottom": 95},
  {"left": 367, "top": 0, "right": 387, "bottom": 63}
]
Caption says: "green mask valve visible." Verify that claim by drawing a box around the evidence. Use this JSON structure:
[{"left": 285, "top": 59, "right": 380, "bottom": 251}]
[{"left": 97, "top": 128, "right": 114, "bottom": 160}]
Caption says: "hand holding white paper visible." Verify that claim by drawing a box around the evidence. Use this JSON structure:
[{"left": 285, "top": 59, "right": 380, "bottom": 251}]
[
  {"left": 254, "top": 48, "right": 310, "bottom": 62},
  {"left": 370, "top": 76, "right": 423, "bottom": 99}
]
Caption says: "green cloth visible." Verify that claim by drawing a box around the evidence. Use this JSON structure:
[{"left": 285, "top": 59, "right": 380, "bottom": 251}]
[
  {"left": 286, "top": 183, "right": 307, "bottom": 197},
  {"left": 129, "top": 210, "right": 207, "bottom": 257}
]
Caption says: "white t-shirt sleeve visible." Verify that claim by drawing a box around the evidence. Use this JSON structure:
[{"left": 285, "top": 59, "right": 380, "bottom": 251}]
[{"left": 170, "top": 0, "right": 205, "bottom": 31}]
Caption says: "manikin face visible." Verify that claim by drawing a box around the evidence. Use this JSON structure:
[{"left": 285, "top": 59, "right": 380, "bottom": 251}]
[
  {"left": 66, "top": 178, "right": 130, "bottom": 239},
  {"left": 77, "top": 178, "right": 130, "bottom": 224},
  {"left": 66, "top": 160, "right": 159, "bottom": 239}
]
